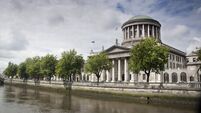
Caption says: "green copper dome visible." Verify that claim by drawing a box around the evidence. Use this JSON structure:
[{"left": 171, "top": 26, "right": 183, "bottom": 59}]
[{"left": 122, "top": 15, "right": 161, "bottom": 27}]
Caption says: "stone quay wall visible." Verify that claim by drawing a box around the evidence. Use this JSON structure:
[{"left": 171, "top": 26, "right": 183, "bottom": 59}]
[{"left": 4, "top": 79, "right": 201, "bottom": 98}]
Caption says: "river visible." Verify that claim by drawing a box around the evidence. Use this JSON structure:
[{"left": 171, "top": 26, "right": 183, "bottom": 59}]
[{"left": 0, "top": 85, "right": 199, "bottom": 113}]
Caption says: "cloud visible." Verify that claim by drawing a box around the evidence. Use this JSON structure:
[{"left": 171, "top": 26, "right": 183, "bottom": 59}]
[
  {"left": 0, "top": 30, "right": 29, "bottom": 51},
  {"left": 0, "top": 0, "right": 201, "bottom": 73},
  {"left": 186, "top": 37, "right": 201, "bottom": 54},
  {"left": 197, "top": 6, "right": 201, "bottom": 14}
]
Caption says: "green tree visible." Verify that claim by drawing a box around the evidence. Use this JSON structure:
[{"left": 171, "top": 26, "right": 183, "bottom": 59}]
[
  {"left": 3, "top": 62, "right": 18, "bottom": 82},
  {"left": 56, "top": 50, "right": 84, "bottom": 82},
  {"left": 18, "top": 62, "right": 29, "bottom": 82},
  {"left": 41, "top": 54, "right": 57, "bottom": 83},
  {"left": 26, "top": 56, "right": 42, "bottom": 84},
  {"left": 129, "top": 38, "right": 169, "bottom": 83},
  {"left": 85, "top": 52, "right": 112, "bottom": 85}
]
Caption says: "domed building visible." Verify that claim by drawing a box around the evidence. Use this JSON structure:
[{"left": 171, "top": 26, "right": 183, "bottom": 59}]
[
  {"left": 121, "top": 15, "right": 161, "bottom": 47},
  {"left": 85, "top": 15, "right": 201, "bottom": 84}
]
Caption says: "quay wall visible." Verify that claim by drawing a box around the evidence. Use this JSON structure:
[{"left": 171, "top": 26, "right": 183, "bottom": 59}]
[{"left": 4, "top": 79, "right": 201, "bottom": 98}]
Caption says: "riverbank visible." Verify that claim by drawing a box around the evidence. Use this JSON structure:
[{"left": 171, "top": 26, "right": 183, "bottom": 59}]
[{"left": 4, "top": 79, "right": 201, "bottom": 106}]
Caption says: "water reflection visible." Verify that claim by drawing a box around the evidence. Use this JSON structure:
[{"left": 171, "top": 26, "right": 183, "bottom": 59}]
[{"left": 0, "top": 85, "right": 197, "bottom": 113}]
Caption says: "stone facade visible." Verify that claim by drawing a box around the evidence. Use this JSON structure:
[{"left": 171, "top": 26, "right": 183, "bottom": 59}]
[{"left": 82, "top": 15, "right": 201, "bottom": 84}]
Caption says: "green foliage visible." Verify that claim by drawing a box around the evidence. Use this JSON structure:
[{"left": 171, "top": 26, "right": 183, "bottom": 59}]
[
  {"left": 26, "top": 56, "right": 42, "bottom": 81},
  {"left": 129, "top": 37, "right": 169, "bottom": 82},
  {"left": 3, "top": 62, "right": 18, "bottom": 79},
  {"left": 85, "top": 52, "right": 112, "bottom": 84},
  {"left": 18, "top": 62, "right": 29, "bottom": 81},
  {"left": 41, "top": 54, "right": 57, "bottom": 81},
  {"left": 56, "top": 50, "right": 84, "bottom": 81}
]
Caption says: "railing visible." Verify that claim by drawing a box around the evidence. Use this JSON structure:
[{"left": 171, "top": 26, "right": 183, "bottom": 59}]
[{"left": 7, "top": 79, "right": 201, "bottom": 90}]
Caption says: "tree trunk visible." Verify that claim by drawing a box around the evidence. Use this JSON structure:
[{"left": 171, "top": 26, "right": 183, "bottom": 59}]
[
  {"left": 96, "top": 74, "right": 100, "bottom": 86},
  {"left": 145, "top": 70, "right": 150, "bottom": 83},
  {"left": 146, "top": 74, "right": 150, "bottom": 83}
]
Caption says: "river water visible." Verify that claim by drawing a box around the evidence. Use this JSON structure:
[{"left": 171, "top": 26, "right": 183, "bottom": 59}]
[{"left": 0, "top": 85, "right": 198, "bottom": 113}]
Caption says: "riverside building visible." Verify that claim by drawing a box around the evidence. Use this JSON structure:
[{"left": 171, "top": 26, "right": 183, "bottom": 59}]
[{"left": 80, "top": 15, "right": 201, "bottom": 84}]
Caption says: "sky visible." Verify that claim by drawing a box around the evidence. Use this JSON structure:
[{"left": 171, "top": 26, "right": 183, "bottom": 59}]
[{"left": 0, "top": 0, "right": 201, "bottom": 73}]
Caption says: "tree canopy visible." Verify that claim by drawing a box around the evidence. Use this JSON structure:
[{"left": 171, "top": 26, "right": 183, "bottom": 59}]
[
  {"left": 56, "top": 50, "right": 84, "bottom": 81},
  {"left": 3, "top": 62, "right": 18, "bottom": 79},
  {"left": 129, "top": 37, "right": 169, "bottom": 82},
  {"left": 41, "top": 54, "right": 57, "bottom": 82},
  {"left": 18, "top": 62, "right": 29, "bottom": 81},
  {"left": 85, "top": 52, "right": 112, "bottom": 84},
  {"left": 26, "top": 56, "right": 42, "bottom": 82}
]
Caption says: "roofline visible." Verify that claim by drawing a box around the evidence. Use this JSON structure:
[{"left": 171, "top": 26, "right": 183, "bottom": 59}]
[
  {"left": 103, "top": 45, "right": 130, "bottom": 53},
  {"left": 162, "top": 43, "right": 186, "bottom": 56},
  {"left": 122, "top": 18, "right": 161, "bottom": 28}
]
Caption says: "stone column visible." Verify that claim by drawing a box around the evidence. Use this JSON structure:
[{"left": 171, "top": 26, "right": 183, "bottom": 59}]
[
  {"left": 101, "top": 70, "right": 105, "bottom": 82},
  {"left": 137, "top": 25, "right": 139, "bottom": 38},
  {"left": 128, "top": 27, "right": 130, "bottom": 39},
  {"left": 130, "top": 72, "right": 134, "bottom": 82},
  {"left": 106, "top": 70, "right": 110, "bottom": 82},
  {"left": 177, "top": 72, "right": 181, "bottom": 83},
  {"left": 148, "top": 24, "right": 150, "bottom": 37},
  {"left": 123, "top": 29, "right": 125, "bottom": 40},
  {"left": 132, "top": 25, "right": 134, "bottom": 38},
  {"left": 152, "top": 25, "right": 155, "bottom": 38},
  {"left": 134, "top": 73, "right": 138, "bottom": 83},
  {"left": 124, "top": 58, "right": 129, "bottom": 82},
  {"left": 112, "top": 59, "right": 115, "bottom": 82},
  {"left": 118, "top": 59, "right": 122, "bottom": 82},
  {"left": 169, "top": 73, "right": 172, "bottom": 83},
  {"left": 142, "top": 24, "right": 145, "bottom": 38},
  {"left": 155, "top": 27, "right": 158, "bottom": 40}
]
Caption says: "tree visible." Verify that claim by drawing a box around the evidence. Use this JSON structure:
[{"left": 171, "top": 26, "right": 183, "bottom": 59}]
[
  {"left": 3, "top": 62, "right": 18, "bottom": 82},
  {"left": 56, "top": 50, "right": 84, "bottom": 82},
  {"left": 18, "top": 62, "right": 29, "bottom": 82},
  {"left": 41, "top": 54, "right": 57, "bottom": 83},
  {"left": 129, "top": 38, "right": 169, "bottom": 83},
  {"left": 85, "top": 52, "right": 112, "bottom": 85},
  {"left": 26, "top": 56, "right": 42, "bottom": 84}
]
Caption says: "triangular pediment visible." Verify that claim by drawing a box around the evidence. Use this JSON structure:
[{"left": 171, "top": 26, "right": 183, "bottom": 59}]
[{"left": 104, "top": 45, "right": 130, "bottom": 54}]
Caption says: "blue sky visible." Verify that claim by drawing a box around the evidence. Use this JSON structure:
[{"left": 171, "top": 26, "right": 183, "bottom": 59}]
[{"left": 0, "top": 0, "right": 201, "bottom": 72}]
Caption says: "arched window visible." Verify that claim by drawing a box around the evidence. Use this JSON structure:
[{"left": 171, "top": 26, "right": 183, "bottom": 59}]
[
  {"left": 164, "top": 72, "right": 169, "bottom": 83},
  {"left": 190, "top": 76, "right": 194, "bottom": 81},
  {"left": 172, "top": 72, "right": 178, "bottom": 83},
  {"left": 180, "top": 72, "right": 187, "bottom": 82}
]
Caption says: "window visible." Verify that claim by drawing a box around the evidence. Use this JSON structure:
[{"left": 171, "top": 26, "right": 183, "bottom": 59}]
[
  {"left": 145, "top": 24, "right": 148, "bottom": 37},
  {"left": 164, "top": 73, "right": 169, "bottom": 83},
  {"left": 149, "top": 25, "right": 152, "bottom": 36},
  {"left": 190, "top": 76, "right": 194, "bottom": 81},
  {"left": 193, "top": 58, "right": 197, "bottom": 62},
  {"left": 170, "top": 62, "right": 172, "bottom": 69},
  {"left": 134, "top": 25, "right": 137, "bottom": 38},
  {"left": 186, "top": 58, "right": 189, "bottom": 63},
  {"left": 143, "top": 74, "right": 146, "bottom": 80},
  {"left": 139, "top": 25, "right": 142, "bottom": 37},
  {"left": 172, "top": 55, "right": 175, "bottom": 61},
  {"left": 172, "top": 73, "right": 178, "bottom": 83},
  {"left": 129, "top": 26, "right": 132, "bottom": 38},
  {"left": 180, "top": 72, "right": 187, "bottom": 82}
]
